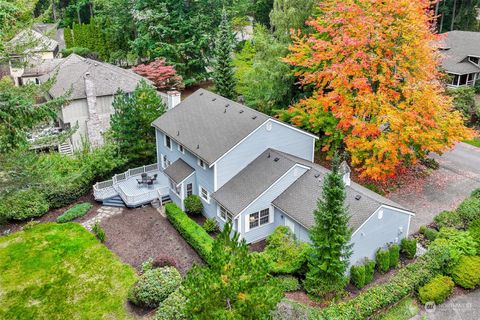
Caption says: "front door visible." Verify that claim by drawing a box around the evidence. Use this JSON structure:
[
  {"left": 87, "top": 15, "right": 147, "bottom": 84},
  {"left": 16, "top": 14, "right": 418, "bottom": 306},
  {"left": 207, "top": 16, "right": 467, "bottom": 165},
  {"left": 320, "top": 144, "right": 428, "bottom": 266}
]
[{"left": 285, "top": 216, "right": 295, "bottom": 233}]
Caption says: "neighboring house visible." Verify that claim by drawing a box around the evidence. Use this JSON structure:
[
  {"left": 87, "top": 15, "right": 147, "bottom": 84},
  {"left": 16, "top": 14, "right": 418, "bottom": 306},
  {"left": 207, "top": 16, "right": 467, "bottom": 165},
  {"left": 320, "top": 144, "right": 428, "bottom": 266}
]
[
  {"left": 26, "top": 53, "right": 180, "bottom": 153},
  {"left": 94, "top": 89, "right": 414, "bottom": 265},
  {"left": 439, "top": 31, "right": 480, "bottom": 88}
]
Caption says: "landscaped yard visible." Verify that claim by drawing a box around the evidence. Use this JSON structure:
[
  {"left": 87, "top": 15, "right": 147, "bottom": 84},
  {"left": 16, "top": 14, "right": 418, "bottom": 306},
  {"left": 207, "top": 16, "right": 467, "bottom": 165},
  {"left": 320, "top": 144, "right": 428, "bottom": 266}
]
[{"left": 0, "top": 223, "right": 137, "bottom": 319}]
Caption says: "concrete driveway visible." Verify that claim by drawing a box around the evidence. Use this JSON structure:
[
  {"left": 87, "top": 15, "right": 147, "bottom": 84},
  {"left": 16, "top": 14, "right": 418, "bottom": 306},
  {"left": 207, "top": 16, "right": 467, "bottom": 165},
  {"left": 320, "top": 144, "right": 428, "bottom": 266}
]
[{"left": 387, "top": 142, "right": 480, "bottom": 234}]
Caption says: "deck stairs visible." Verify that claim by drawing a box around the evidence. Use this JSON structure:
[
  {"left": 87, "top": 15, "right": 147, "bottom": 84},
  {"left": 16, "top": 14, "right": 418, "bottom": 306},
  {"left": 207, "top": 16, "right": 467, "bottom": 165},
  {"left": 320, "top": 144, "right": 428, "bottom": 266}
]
[
  {"left": 58, "top": 141, "right": 74, "bottom": 155},
  {"left": 102, "top": 195, "right": 126, "bottom": 207}
]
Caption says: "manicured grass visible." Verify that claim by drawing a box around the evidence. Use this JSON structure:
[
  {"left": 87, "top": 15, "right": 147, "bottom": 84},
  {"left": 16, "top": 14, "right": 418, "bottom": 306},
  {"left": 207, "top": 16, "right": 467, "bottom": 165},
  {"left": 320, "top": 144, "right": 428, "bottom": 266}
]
[
  {"left": 374, "top": 297, "right": 419, "bottom": 320},
  {"left": 0, "top": 223, "right": 137, "bottom": 319},
  {"left": 464, "top": 138, "right": 480, "bottom": 148}
]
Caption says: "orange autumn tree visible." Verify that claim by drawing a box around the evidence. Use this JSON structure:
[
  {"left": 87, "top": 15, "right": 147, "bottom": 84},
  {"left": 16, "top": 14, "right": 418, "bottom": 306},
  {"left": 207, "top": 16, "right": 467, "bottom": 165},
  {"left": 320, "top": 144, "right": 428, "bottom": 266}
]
[{"left": 282, "top": 0, "right": 472, "bottom": 180}]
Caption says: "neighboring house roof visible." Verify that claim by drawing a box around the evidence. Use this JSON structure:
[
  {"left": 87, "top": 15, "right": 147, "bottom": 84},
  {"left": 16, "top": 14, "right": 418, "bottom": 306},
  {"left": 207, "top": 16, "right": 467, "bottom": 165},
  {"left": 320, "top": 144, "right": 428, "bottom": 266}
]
[
  {"left": 38, "top": 54, "right": 149, "bottom": 100},
  {"left": 22, "top": 58, "right": 64, "bottom": 77},
  {"left": 164, "top": 158, "right": 195, "bottom": 185},
  {"left": 152, "top": 89, "right": 316, "bottom": 165},
  {"left": 212, "top": 149, "right": 298, "bottom": 215},
  {"left": 440, "top": 31, "right": 480, "bottom": 74},
  {"left": 212, "top": 147, "right": 412, "bottom": 232},
  {"left": 7, "top": 29, "right": 58, "bottom": 54}
]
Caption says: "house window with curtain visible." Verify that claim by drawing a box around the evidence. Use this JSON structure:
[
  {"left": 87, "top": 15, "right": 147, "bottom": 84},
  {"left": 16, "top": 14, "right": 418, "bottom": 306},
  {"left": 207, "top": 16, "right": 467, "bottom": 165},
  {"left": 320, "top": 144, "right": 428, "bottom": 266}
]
[{"left": 249, "top": 208, "right": 270, "bottom": 229}]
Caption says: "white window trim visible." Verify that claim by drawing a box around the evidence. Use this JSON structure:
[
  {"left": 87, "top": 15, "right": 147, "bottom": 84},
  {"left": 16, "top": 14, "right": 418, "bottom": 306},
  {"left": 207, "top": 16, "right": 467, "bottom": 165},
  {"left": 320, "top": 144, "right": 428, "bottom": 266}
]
[
  {"left": 199, "top": 185, "right": 210, "bottom": 204},
  {"left": 186, "top": 183, "right": 193, "bottom": 197},
  {"left": 169, "top": 179, "right": 182, "bottom": 197},
  {"left": 164, "top": 134, "right": 172, "bottom": 150},
  {"left": 245, "top": 208, "right": 272, "bottom": 232},
  {"left": 218, "top": 205, "right": 233, "bottom": 222},
  {"left": 197, "top": 158, "right": 207, "bottom": 170},
  {"left": 178, "top": 144, "right": 185, "bottom": 154}
]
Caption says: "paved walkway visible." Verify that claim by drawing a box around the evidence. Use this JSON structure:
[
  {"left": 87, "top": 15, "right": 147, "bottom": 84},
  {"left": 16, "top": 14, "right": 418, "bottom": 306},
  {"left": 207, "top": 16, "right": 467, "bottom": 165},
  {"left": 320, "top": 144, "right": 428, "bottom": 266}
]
[
  {"left": 411, "top": 289, "right": 480, "bottom": 320},
  {"left": 387, "top": 143, "right": 480, "bottom": 234},
  {"left": 81, "top": 206, "right": 124, "bottom": 231}
]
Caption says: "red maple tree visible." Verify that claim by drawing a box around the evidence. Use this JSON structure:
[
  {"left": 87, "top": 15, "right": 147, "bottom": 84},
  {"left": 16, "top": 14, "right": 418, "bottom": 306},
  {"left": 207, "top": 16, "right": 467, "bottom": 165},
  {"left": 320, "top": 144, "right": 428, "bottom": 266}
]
[{"left": 133, "top": 58, "right": 184, "bottom": 91}]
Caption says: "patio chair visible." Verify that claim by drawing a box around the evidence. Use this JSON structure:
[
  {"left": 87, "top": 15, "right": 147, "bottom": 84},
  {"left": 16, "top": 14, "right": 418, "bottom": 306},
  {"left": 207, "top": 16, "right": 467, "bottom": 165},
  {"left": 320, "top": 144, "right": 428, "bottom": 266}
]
[
  {"left": 152, "top": 174, "right": 158, "bottom": 183},
  {"left": 141, "top": 173, "right": 148, "bottom": 182},
  {"left": 147, "top": 180, "right": 154, "bottom": 189},
  {"left": 136, "top": 179, "right": 144, "bottom": 187}
]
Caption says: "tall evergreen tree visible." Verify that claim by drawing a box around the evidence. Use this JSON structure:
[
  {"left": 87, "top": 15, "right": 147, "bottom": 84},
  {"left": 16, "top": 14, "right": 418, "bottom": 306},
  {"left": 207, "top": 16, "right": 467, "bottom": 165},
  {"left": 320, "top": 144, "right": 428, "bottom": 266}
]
[
  {"left": 213, "top": 9, "right": 236, "bottom": 99},
  {"left": 64, "top": 27, "right": 73, "bottom": 48},
  {"left": 304, "top": 156, "right": 352, "bottom": 297},
  {"left": 109, "top": 80, "right": 165, "bottom": 167}
]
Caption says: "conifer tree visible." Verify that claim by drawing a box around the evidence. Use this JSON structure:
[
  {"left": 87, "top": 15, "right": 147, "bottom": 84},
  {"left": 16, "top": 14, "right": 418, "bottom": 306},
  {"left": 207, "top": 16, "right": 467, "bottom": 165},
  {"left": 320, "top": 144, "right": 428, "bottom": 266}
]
[
  {"left": 212, "top": 9, "right": 236, "bottom": 99},
  {"left": 304, "top": 156, "right": 352, "bottom": 297},
  {"left": 63, "top": 27, "right": 73, "bottom": 48}
]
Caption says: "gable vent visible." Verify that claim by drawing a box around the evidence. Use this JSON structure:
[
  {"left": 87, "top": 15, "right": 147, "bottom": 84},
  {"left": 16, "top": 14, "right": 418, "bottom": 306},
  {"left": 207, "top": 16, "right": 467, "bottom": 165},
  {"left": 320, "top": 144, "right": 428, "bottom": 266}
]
[
  {"left": 355, "top": 195, "right": 362, "bottom": 200},
  {"left": 274, "top": 157, "right": 280, "bottom": 162}
]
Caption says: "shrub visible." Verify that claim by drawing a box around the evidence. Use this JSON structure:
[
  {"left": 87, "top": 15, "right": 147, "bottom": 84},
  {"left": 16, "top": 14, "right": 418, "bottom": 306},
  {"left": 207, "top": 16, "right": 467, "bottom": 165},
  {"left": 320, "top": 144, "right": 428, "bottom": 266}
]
[
  {"left": 153, "top": 255, "right": 178, "bottom": 269},
  {"left": 364, "top": 259, "right": 376, "bottom": 285},
  {"left": 154, "top": 288, "right": 188, "bottom": 320},
  {"left": 389, "top": 244, "right": 400, "bottom": 268},
  {"left": 0, "top": 189, "right": 49, "bottom": 221},
  {"left": 376, "top": 249, "right": 390, "bottom": 273},
  {"left": 468, "top": 220, "right": 480, "bottom": 252},
  {"left": 92, "top": 223, "right": 106, "bottom": 243},
  {"left": 183, "top": 195, "right": 203, "bottom": 215},
  {"left": 456, "top": 197, "right": 480, "bottom": 227},
  {"left": 350, "top": 264, "right": 366, "bottom": 289},
  {"left": 202, "top": 218, "right": 219, "bottom": 233},
  {"left": 430, "top": 228, "right": 477, "bottom": 270},
  {"left": 141, "top": 258, "right": 154, "bottom": 273},
  {"left": 471, "top": 188, "right": 480, "bottom": 199},
  {"left": 400, "top": 238, "right": 417, "bottom": 259},
  {"left": 314, "top": 246, "right": 451, "bottom": 320},
  {"left": 260, "top": 226, "right": 309, "bottom": 274},
  {"left": 56, "top": 202, "right": 92, "bottom": 223},
  {"left": 419, "top": 225, "right": 438, "bottom": 241},
  {"left": 275, "top": 275, "right": 301, "bottom": 292},
  {"left": 418, "top": 275, "right": 454, "bottom": 304},
  {"left": 128, "top": 267, "right": 182, "bottom": 308},
  {"left": 434, "top": 210, "right": 463, "bottom": 229},
  {"left": 165, "top": 203, "right": 213, "bottom": 264},
  {"left": 451, "top": 256, "right": 480, "bottom": 289}
]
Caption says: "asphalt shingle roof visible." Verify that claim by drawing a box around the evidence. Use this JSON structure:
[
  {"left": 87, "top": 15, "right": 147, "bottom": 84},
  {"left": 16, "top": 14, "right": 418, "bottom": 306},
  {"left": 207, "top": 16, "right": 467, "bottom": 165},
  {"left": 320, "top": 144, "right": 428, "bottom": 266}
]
[
  {"left": 440, "top": 31, "right": 480, "bottom": 74},
  {"left": 211, "top": 148, "right": 412, "bottom": 232},
  {"left": 212, "top": 149, "right": 297, "bottom": 214},
  {"left": 164, "top": 158, "right": 195, "bottom": 185},
  {"left": 152, "top": 89, "right": 269, "bottom": 165},
  {"left": 38, "top": 54, "right": 149, "bottom": 100},
  {"left": 7, "top": 29, "right": 58, "bottom": 54}
]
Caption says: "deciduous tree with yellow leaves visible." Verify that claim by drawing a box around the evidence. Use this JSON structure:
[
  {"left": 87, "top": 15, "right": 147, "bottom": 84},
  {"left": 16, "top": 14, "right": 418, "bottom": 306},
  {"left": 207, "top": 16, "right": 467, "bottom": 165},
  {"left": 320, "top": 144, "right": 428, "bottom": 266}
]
[{"left": 281, "top": 0, "right": 472, "bottom": 180}]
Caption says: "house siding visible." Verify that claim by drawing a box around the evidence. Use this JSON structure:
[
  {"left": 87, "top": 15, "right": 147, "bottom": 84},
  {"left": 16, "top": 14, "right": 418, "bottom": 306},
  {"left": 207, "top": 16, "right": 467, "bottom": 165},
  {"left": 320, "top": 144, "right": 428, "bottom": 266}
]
[
  {"left": 156, "top": 129, "right": 216, "bottom": 218},
  {"left": 215, "top": 120, "right": 315, "bottom": 189},
  {"left": 239, "top": 165, "right": 308, "bottom": 243}
]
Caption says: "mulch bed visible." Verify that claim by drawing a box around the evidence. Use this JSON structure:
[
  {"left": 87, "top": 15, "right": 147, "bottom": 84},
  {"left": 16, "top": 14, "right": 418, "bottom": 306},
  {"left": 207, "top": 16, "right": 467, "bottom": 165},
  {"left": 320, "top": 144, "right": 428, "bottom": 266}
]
[
  {"left": 100, "top": 206, "right": 203, "bottom": 276},
  {"left": 249, "top": 239, "right": 267, "bottom": 252},
  {"left": 0, "top": 193, "right": 100, "bottom": 235}
]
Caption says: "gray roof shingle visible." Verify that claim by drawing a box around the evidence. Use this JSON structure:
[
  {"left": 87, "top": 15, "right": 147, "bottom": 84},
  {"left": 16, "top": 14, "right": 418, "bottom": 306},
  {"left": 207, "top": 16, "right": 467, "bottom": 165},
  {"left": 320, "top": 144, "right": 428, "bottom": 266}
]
[
  {"left": 440, "top": 31, "right": 480, "bottom": 74},
  {"left": 164, "top": 158, "right": 195, "bottom": 185},
  {"left": 152, "top": 89, "right": 270, "bottom": 165},
  {"left": 212, "top": 149, "right": 297, "bottom": 214},
  {"left": 211, "top": 148, "right": 412, "bottom": 232},
  {"left": 38, "top": 54, "right": 149, "bottom": 100},
  {"left": 8, "top": 29, "right": 58, "bottom": 54}
]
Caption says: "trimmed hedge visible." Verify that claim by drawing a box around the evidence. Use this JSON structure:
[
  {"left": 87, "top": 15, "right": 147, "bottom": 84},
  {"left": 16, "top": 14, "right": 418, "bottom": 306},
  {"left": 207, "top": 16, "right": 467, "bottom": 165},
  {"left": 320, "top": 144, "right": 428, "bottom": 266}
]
[
  {"left": 388, "top": 244, "right": 400, "bottom": 269},
  {"left": 376, "top": 249, "right": 390, "bottom": 273},
  {"left": 350, "top": 264, "right": 366, "bottom": 289},
  {"left": 155, "top": 288, "right": 188, "bottom": 320},
  {"left": 0, "top": 189, "right": 49, "bottom": 221},
  {"left": 451, "top": 256, "right": 480, "bottom": 289},
  {"left": 419, "top": 226, "right": 438, "bottom": 241},
  {"left": 364, "top": 259, "right": 376, "bottom": 285},
  {"left": 56, "top": 202, "right": 92, "bottom": 223},
  {"left": 311, "top": 246, "right": 451, "bottom": 320},
  {"left": 184, "top": 195, "right": 203, "bottom": 215},
  {"left": 434, "top": 210, "right": 463, "bottom": 229},
  {"left": 165, "top": 203, "right": 213, "bottom": 264},
  {"left": 418, "top": 275, "right": 454, "bottom": 304},
  {"left": 128, "top": 267, "right": 182, "bottom": 308},
  {"left": 400, "top": 238, "right": 417, "bottom": 259},
  {"left": 457, "top": 197, "right": 480, "bottom": 227}
]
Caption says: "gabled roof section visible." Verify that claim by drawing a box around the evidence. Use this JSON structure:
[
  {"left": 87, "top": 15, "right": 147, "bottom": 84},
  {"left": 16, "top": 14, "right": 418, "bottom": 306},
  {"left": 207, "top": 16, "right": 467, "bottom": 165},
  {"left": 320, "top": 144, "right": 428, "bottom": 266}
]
[
  {"left": 212, "top": 149, "right": 297, "bottom": 215},
  {"left": 272, "top": 153, "right": 412, "bottom": 232},
  {"left": 440, "top": 31, "right": 480, "bottom": 74},
  {"left": 8, "top": 29, "right": 58, "bottom": 54},
  {"left": 23, "top": 58, "right": 64, "bottom": 77},
  {"left": 152, "top": 89, "right": 270, "bottom": 165},
  {"left": 38, "top": 54, "right": 149, "bottom": 100},
  {"left": 164, "top": 158, "right": 195, "bottom": 185}
]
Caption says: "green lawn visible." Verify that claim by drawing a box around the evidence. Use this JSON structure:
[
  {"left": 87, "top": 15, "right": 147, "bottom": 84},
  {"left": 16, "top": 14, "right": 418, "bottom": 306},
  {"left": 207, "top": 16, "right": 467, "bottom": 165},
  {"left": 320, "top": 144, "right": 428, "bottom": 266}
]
[
  {"left": 374, "top": 296, "right": 419, "bottom": 320},
  {"left": 464, "top": 138, "right": 480, "bottom": 148},
  {"left": 0, "top": 223, "right": 137, "bottom": 319}
]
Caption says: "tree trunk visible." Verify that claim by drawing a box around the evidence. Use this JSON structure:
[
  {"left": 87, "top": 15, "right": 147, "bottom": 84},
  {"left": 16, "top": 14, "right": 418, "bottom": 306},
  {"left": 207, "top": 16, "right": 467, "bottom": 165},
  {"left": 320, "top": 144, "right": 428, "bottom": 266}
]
[
  {"left": 52, "top": 0, "right": 57, "bottom": 21},
  {"left": 77, "top": 7, "right": 82, "bottom": 24},
  {"left": 450, "top": 0, "right": 458, "bottom": 31}
]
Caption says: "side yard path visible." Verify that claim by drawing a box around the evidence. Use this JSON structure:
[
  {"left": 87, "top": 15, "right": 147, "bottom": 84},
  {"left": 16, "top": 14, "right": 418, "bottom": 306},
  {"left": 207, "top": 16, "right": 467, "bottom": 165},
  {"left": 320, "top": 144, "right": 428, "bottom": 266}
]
[
  {"left": 81, "top": 206, "right": 124, "bottom": 230},
  {"left": 387, "top": 142, "right": 480, "bottom": 234},
  {"left": 97, "top": 205, "right": 203, "bottom": 276}
]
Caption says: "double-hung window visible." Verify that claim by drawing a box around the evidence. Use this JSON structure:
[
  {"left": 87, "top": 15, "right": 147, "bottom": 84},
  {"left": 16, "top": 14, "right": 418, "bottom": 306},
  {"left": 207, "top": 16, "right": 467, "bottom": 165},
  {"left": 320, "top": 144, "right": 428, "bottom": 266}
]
[
  {"left": 197, "top": 158, "right": 206, "bottom": 170},
  {"left": 186, "top": 183, "right": 193, "bottom": 197},
  {"left": 219, "top": 205, "right": 233, "bottom": 222},
  {"left": 165, "top": 135, "right": 172, "bottom": 150},
  {"left": 249, "top": 208, "right": 270, "bottom": 229},
  {"left": 199, "top": 186, "right": 210, "bottom": 203},
  {"left": 169, "top": 179, "right": 181, "bottom": 196}
]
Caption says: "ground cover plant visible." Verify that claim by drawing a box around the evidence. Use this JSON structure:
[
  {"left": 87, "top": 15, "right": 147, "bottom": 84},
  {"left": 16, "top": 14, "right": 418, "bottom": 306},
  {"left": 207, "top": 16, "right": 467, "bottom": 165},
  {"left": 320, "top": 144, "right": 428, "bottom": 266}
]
[
  {"left": 0, "top": 223, "right": 136, "bottom": 319},
  {"left": 56, "top": 202, "right": 92, "bottom": 223}
]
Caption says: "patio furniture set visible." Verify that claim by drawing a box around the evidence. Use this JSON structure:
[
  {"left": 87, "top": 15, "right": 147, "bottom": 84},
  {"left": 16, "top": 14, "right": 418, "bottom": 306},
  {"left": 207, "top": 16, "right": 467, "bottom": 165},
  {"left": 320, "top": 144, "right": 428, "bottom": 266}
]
[{"left": 136, "top": 173, "right": 158, "bottom": 189}]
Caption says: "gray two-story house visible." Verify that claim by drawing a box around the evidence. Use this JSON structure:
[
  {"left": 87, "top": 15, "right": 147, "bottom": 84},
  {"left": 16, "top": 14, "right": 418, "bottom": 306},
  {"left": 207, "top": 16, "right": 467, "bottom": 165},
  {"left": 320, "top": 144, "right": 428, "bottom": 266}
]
[{"left": 150, "top": 89, "right": 414, "bottom": 265}]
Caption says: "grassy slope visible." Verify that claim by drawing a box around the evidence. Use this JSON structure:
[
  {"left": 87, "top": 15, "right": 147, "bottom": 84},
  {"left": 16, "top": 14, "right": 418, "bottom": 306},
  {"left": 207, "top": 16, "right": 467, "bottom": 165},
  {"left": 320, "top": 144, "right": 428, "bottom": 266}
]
[{"left": 0, "top": 223, "right": 137, "bottom": 320}]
